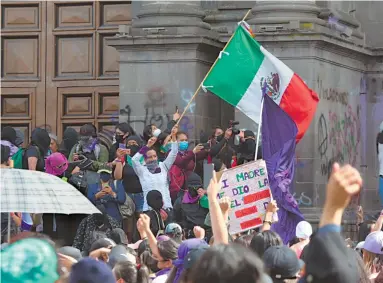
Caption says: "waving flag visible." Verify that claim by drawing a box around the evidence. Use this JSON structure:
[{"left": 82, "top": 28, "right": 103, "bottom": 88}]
[
  {"left": 203, "top": 21, "right": 319, "bottom": 143},
  {"left": 262, "top": 93, "right": 305, "bottom": 243}
]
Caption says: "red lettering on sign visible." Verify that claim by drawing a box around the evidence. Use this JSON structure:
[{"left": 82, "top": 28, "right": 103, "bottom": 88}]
[
  {"left": 240, "top": 218, "right": 262, "bottom": 230},
  {"left": 235, "top": 206, "right": 258, "bottom": 218},
  {"left": 243, "top": 190, "right": 271, "bottom": 205}
]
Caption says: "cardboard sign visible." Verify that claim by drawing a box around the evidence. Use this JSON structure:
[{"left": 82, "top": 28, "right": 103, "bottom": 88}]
[{"left": 217, "top": 160, "right": 272, "bottom": 234}]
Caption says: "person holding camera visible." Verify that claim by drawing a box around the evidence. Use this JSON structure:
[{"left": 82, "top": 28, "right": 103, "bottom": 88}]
[
  {"left": 209, "top": 123, "right": 238, "bottom": 169},
  {"left": 167, "top": 131, "right": 209, "bottom": 203},
  {"left": 68, "top": 124, "right": 109, "bottom": 172},
  {"left": 237, "top": 130, "right": 262, "bottom": 165}
]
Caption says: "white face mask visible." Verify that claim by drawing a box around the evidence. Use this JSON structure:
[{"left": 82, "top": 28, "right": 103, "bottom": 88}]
[{"left": 152, "top": 128, "right": 161, "bottom": 138}]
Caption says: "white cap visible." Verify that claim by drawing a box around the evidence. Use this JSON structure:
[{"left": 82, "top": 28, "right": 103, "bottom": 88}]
[
  {"left": 355, "top": 241, "right": 365, "bottom": 250},
  {"left": 296, "top": 221, "right": 313, "bottom": 240}
]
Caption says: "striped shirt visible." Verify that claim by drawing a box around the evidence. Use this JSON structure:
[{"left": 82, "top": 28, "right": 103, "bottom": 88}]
[{"left": 132, "top": 142, "right": 178, "bottom": 211}]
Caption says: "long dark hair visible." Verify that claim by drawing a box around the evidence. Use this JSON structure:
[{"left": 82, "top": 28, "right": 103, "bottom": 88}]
[
  {"left": 158, "top": 239, "right": 179, "bottom": 260},
  {"left": 113, "top": 261, "right": 150, "bottom": 283},
  {"left": 250, "top": 230, "right": 283, "bottom": 257},
  {"left": 116, "top": 122, "right": 136, "bottom": 137}
]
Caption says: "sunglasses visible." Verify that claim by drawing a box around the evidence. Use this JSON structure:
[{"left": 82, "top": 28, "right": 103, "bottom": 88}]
[{"left": 54, "top": 163, "right": 67, "bottom": 169}]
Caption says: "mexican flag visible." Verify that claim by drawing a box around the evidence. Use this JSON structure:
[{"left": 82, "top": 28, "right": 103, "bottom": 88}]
[{"left": 203, "top": 22, "right": 319, "bottom": 143}]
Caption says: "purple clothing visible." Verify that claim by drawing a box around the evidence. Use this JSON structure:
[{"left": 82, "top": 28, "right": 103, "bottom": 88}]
[
  {"left": 155, "top": 268, "right": 171, "bottom": 277},
  {"left": 0, "top": 140, "right": 18, "bottom": 156},
  {"left": 261, "top": 94, "right": 304, "bottom": 244},
  {"left": 172, "top": 238, "right": 208, "bottom": 283},
  {"left": 182, "top": 192, "right": 200, "bottom": 204}
]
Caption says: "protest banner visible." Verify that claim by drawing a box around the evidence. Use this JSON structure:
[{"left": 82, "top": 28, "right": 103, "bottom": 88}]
[{"left": 217, "top": 160, "right": 273, "bottom": 234}]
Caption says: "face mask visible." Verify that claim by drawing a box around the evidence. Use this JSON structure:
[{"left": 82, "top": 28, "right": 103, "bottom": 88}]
[
  {"left": 152, "top": 128, "right": 161, "bottom": 138},
  {"left": 146, "top": 159, "right": 158, "bottom": 172},
  {"left": 127, "top": 145, "right": 140, "bottom": 156},
  {"left": 115, "top": 134, "right": 125, "bottom": 143},
  {"left": 100, "top": 172, "right": 111, "bottom": 183},
  {"left": 79, "top": 135, "right": 91, "bottom": 145},
  {"left": 164, "top": 143, "right": 171, "bottom": 153},
  {"left": 188, "top": 186, "right": 199, "bottom": 198},
  {"left": 179, "top": 141, "right": 189, "bottom": 151},
  {"left": 216, "top": 134, "right": 223, "bottom": 142}
]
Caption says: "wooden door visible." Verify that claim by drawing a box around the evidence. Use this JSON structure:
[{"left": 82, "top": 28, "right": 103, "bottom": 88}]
[
  {"left": 1, "top": 1, "right": 48, "bottom": 144},
  {"left": 1, "top": 1, "right": 132, "bottom": 142}
]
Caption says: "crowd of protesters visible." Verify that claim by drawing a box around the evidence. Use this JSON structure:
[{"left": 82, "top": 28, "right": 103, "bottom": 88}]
[{"left": 1, "top": 112, "right": 383, "bottom": 283}]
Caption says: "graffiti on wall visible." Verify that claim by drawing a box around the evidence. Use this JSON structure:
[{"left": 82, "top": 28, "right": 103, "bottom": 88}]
[
  {"left": 317, "top": 88, "right": 361, "bottom": 179},
  {"left": 120, "top": 86, "right": 195, "bottom": 138}
]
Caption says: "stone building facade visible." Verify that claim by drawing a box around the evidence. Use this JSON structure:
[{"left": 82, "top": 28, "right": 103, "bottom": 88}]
[{"left": 108, "top": 1, "right": 383, "bottom": 233}]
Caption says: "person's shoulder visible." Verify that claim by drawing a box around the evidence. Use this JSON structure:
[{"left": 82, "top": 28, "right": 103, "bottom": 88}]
[{"left": 25, "top": 145, "right": 38, "bottom": 156}]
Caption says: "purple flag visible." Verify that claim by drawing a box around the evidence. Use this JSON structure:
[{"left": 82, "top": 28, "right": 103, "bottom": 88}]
[{"left": 261, "top": 94, "right": 304, "bottom": 244}]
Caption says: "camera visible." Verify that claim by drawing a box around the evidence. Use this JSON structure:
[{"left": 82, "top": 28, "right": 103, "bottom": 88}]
[{"left": 228, "top": 120, "right": 240, "bottom": 135}]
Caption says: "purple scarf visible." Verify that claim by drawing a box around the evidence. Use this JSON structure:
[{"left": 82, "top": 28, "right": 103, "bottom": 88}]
[
  {"left": 172, "top": 239, "right": 208, "bottom": 283},
  {"left": 182, "top": 192, "right": 200, "bottom": 204},
  {"left": 155, "top": 268, "right": 171, "bottom": 278}
]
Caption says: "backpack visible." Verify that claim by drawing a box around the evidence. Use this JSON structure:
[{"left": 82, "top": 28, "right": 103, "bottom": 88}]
[
  {"left": 168, "top": 165, "right": 187, "bottom": 199},
  {"left": 11, "top": 148, "right": 25, "bottom": 169},
  {"left": 114, "top": 180, "right": 135, "bottom": 218}
]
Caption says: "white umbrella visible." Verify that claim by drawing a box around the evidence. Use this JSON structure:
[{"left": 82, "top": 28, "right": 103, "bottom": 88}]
[{"left": 0, "top": 168, "right": 100, "bottom": 215}]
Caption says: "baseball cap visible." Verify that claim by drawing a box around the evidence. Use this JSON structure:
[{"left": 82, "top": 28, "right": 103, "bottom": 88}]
[
  {"left": 355, "top": 241, "right": 365, "bottom": 250},
  {"left": 184, "top": 246, "right": 209, "bottom": 270},
  {"left": 296, "top": 221, "right": 313, "bottom": 240},
  {"left": 79, "top": 124, "right": 96, "bottom": 137},
  {"left": 263, "top": 246, "right": 304, "bottom": 280},
  {"left": 165, "top": 223, "right": 183, "bottom": 236},
  {"left": 57, "top": 246, "right": 82, "bottom": 261},
  {"left": 108, "top": 244, "right": 136, "bottom": 268},
  {"left": 69, "top": 258, "right": 115, "bottom": 283},
  {"left": 97, "top": 168, "right": 112, "bottom": 174},
  {"left": 362, "top": 231, "right": 383, "bottom": 254},
  {"left": 89, "top": 238, "right": 116, "bottom": 253}
]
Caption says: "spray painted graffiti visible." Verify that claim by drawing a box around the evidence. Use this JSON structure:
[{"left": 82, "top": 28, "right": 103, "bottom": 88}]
[
  {"left": 319, "top": 88, "right": 349, "bottom": 106},
  {"left": 180, "top": 89, "right": 195, "bottom": 114},
  {"left": 292, "top": 192, "right": 313, "bottom": 207},
  {"left": 317, "top": 96, "right": 361, "bottom": 179}
]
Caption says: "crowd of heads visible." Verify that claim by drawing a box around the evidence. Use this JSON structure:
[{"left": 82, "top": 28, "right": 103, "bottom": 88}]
[{"left": 0, "top": 119, "right": 383, "bottom": 283}]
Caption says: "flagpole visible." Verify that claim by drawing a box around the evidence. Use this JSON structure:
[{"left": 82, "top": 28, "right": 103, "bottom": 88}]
[
  {"left": 175, "top": 9, "right": 253, "bottom": 126},
  {"left": 254, "top": 96, "right": 264, "bottom": 160}
]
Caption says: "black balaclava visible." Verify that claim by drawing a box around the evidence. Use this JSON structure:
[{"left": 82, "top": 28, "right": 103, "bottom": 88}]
[
  {"left": 186, "top": 172, "right": 203, "bottom": 198},
  {"left": 147, "top": 190, "right": 163, "bottom": 211},
  {"left": 62, "top": 127, "right": 79, "bottom": 152},
  {"left": 241, "top": 130, "right": 256, "bottom": 160},
  {"left": 126, "top": 135, "right": 142, "bottom": 156},
  {"left": 31, "top": 128, "right": 51, "bottom": 155},
  {"left": 1, "top": 126, "right": 17, "bottom": 145}
]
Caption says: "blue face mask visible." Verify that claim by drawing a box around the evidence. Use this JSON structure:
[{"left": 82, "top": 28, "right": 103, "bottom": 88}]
[{"left": 179, "top": 141, "right": 189, "bottom": 151}]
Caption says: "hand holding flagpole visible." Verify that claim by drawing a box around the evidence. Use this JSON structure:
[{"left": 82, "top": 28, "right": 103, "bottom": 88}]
[{"left": 175, "top": 9, "right": 253, "bottom": 126}]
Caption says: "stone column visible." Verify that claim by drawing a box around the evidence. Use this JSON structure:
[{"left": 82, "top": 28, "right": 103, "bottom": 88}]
[{"left": 108, "top": 1, "right": 228, "bottom": 144}]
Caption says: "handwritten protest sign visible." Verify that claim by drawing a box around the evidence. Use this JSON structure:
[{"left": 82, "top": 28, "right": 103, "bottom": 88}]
[{"left": 217, "top": 160, "right": 272, "bottom": 234}]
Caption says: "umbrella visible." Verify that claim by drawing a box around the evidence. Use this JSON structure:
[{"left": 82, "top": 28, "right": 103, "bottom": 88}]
[{"left": 0, "top": 168, "right": 100, "bottom": 215}]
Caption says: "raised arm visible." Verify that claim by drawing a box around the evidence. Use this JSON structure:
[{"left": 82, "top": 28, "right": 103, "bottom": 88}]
[
  {"left": 131, "top": 148, "right": 146, "bottom": 177},
  {"left": 162, "top": 125, "right": 179, "bottom": 171}
]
